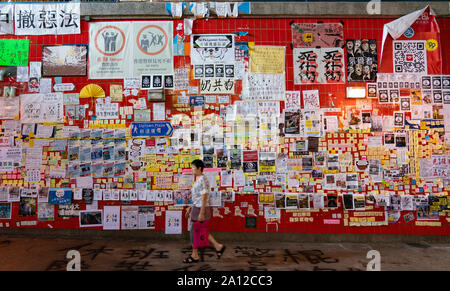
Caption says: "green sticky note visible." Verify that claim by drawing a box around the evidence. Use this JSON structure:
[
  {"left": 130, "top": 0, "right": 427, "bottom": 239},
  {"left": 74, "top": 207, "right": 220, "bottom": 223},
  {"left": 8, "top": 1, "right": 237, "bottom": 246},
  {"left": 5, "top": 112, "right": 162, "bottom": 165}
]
[{"left": 0, "top": 39, "right": 29, "bottom": 66}]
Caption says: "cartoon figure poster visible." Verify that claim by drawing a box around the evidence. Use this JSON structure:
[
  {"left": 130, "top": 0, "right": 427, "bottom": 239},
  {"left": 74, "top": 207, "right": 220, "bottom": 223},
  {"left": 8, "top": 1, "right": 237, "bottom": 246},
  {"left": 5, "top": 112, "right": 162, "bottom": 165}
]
[{"left": 190, "top": 34, "right": 235, "bottom": 65}]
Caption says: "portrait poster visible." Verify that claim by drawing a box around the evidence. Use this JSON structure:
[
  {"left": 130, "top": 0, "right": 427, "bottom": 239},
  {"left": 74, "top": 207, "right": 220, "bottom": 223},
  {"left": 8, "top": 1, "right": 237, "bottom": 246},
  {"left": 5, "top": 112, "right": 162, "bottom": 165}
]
[
  {"left": 346, "top": 39, "right": 378, "bottom": 82},
  {"left": 89, "top": 22, "right": 132, "bottom": 79},
  {"left": 291, "top": 23, "right": 344, "bottom": 48},
  {"left": 42, "top": 45, "right": 87, "bottom": 77}
]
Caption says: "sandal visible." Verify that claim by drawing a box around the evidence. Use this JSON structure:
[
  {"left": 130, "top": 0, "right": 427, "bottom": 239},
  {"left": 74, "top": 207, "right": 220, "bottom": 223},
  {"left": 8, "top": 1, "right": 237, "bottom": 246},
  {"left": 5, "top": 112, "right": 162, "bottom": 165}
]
[
  {"left": 183, "top": 255, "right": 200, "bottom": 264},
  {"left": 216, "top": 245, "right": 226, "bottom": 259}
]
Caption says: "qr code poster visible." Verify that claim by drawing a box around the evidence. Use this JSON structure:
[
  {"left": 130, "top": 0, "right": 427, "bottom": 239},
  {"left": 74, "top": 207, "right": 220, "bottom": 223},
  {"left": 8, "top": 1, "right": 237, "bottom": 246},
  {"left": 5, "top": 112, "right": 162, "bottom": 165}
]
[{"left": 393, "top": 41, "right": 427, "bottom": 74}]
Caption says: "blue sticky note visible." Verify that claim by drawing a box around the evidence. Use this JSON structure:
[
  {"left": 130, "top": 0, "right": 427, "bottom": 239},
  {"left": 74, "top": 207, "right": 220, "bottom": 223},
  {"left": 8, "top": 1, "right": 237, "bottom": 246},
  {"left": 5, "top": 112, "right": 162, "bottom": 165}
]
[{"left": 55, "top": 77, "right": 62, "bottom": 84}]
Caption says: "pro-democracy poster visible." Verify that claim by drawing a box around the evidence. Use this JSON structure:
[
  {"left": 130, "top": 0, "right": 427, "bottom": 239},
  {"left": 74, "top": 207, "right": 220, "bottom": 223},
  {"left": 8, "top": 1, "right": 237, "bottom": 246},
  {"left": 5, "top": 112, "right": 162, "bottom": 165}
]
[{"left": 89, "top": 21, "right": 173, "bottom": 79}]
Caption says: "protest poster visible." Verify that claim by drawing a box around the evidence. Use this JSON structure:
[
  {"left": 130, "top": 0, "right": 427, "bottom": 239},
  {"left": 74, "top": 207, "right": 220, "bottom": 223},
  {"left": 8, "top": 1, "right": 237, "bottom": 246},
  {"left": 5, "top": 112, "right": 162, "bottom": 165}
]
[{"left": 14, "top": 3, "right": 80, "bottom": 35}]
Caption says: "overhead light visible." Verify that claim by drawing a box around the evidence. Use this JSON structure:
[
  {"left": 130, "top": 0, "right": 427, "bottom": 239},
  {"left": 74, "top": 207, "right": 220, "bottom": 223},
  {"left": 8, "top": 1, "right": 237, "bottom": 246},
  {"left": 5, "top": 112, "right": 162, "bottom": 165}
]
[
  {"left": 148, "top": 89, "right": 165, "bottom": 102},
  {"left": 346, "top": 87, "right": 366, "bottom": 98}
]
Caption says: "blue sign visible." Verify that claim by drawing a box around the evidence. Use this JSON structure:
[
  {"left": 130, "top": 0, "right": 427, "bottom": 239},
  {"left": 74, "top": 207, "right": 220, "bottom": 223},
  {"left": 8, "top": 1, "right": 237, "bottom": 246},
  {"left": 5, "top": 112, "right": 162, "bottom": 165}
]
[
  {"left": 189, "top": 96, "right": 205, "bottom": 107},
  {"left": 131, "top": 122, "right": 174, "bottom": 137},
  {"left": 404, "top": 27, "right": 414, "bottom": 38},
  {"left": 48, "top": 188, "right": 72, "bottom": 205}
]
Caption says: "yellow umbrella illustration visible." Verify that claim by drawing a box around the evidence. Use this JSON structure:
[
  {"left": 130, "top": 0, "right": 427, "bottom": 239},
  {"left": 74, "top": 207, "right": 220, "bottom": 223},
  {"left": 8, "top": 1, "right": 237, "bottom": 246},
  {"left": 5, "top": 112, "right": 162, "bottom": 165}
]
[{"left": 79, "top": 84, "right": 105, "bottom": 98}]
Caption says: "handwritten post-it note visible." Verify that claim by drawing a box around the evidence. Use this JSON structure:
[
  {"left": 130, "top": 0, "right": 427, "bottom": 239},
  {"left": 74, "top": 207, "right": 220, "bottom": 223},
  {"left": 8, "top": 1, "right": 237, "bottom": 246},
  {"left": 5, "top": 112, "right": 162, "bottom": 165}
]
[{"left": 110, "top": 85, "right": 123, "bottom": 102}]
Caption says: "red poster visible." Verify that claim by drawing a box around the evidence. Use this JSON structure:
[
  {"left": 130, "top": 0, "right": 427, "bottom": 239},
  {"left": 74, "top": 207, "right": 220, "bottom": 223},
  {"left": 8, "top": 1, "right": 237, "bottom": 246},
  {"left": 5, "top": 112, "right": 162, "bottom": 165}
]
[{"left": 380, "top": 5, "right": 442, "bottom": 75}]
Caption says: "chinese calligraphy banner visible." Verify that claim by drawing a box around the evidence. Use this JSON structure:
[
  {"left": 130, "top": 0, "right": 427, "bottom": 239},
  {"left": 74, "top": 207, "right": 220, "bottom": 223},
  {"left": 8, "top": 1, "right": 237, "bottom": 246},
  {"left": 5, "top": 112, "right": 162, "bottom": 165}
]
[
  {"left": 293, "top": 48, "right": 345, "bottom": 84},
  {"left": 249, "top": 45, "right": 285, "bottom": 74},
  {"left": 0, "top": 4, "right": 14, "bottom": 35},
  {"left": 89, "top": 22, "right": 132, "bottom": 79},
  {"left": 0, "top": 39, "right": 29, "bottom": 66},
  {"left": 14, "top": 3, "right": 80, "bottom": 35},
  {"left": 200, "top": 78, "right": 235, "bottom": 94},
  {"left": 291, "top": 23, "right": 344, "bottom": 48}
]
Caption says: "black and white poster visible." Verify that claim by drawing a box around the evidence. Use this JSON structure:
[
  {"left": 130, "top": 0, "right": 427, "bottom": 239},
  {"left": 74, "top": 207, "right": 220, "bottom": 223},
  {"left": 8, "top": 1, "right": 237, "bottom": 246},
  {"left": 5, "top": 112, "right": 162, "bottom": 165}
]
[
  {"left": 15, "top": 3, "right": 80, "bottom": 35},
  {"left": 191, "top": 34, "right": 235, "bottom": 65},
  {"left": 346, "top": 39, "right": 377, "bottom": 82}
]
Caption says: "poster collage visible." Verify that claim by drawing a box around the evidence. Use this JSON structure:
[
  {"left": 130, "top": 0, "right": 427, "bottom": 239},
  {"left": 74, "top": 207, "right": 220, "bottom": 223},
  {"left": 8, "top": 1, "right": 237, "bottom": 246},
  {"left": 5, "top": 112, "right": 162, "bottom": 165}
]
[{"left": 0, "top": 3, "right": 448, "bottom": 232}]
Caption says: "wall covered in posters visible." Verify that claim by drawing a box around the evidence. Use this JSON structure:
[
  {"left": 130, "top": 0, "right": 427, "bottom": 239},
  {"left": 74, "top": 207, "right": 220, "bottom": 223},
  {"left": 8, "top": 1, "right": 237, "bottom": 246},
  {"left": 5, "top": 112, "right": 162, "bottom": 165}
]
[{"left": 0, "top": 4, "right": 448, "bottom": 236}]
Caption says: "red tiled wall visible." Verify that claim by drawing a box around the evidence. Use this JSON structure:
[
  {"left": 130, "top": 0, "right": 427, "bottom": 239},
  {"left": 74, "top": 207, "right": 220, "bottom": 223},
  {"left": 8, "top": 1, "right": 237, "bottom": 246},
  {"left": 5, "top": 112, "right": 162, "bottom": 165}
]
[{"left": 1, "top": 16, "right": 449, "bottom": 235}]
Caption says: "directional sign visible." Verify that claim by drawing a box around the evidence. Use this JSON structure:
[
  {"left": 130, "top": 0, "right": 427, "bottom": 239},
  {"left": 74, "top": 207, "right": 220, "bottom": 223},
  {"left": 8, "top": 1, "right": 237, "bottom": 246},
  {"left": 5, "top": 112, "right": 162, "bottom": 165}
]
[
  {"left": 53, "top": 83, "right": 75, "bottom": 92},
  {"left": 130, "top": 122, "right": 173, "bottom": 137},
  {"left": 193, "top": 35, "right": 232, "bottom": 48}
]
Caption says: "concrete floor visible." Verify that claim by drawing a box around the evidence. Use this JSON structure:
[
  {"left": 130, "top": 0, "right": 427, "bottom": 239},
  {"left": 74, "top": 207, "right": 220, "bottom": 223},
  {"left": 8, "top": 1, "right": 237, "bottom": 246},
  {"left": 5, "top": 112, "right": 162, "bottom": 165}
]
[{"left": 0, "top": 234, "right": 448, "bottom": 271}]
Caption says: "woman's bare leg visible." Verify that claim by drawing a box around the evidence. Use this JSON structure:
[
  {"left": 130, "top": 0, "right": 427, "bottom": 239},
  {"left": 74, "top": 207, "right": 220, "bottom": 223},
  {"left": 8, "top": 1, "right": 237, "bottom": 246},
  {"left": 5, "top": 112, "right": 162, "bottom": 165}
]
[{"left": 208, "top": 234, "right": 223, "bottom": 251}]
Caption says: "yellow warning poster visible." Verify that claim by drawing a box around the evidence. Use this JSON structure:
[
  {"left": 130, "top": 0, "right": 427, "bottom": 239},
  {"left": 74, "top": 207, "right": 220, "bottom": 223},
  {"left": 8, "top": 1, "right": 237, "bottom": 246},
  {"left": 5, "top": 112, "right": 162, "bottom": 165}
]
[{"left": 249, "top": 45, "right": 285, "bottom": 74}]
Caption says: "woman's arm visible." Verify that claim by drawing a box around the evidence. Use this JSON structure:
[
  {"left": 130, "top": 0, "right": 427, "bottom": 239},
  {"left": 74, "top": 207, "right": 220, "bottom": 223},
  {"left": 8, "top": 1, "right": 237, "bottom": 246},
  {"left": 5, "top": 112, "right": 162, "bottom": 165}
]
[
  {"left": 198, "top": 177, "right": 210, "bottom": 221},
  {"left": 198, "top": 192, "right": 209, "bottom": 221},
  {"left": 185, "top": 205, "right": 192, "bottom": 219}
]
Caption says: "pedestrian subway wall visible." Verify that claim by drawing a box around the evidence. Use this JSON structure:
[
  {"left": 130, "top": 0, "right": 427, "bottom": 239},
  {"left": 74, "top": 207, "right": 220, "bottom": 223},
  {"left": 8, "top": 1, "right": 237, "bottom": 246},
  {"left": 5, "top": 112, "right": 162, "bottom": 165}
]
[{"left": 0, "top": 7, "right": 449, "bottom": 235}]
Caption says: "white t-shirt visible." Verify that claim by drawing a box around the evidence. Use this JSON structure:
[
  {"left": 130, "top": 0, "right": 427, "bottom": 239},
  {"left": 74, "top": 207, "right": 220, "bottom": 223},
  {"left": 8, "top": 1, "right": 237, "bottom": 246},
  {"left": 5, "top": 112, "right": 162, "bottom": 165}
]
[{"left": 191, "top": 175, "right": 210, "bottom": 207}]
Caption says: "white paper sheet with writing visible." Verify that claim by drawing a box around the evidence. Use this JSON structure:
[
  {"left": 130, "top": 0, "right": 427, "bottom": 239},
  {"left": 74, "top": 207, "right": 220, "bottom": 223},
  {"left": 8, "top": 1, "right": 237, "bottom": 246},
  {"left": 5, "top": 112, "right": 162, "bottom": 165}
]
[{"left": 165, "top": 210, "right": 182, "bottom": 234}]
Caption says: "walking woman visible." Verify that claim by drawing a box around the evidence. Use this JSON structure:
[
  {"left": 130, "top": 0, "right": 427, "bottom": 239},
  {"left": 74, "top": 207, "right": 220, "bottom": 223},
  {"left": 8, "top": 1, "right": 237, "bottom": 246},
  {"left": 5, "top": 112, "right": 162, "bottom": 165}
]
[{"left": 183, "top": 159, "right": 226, "bottom": 263}]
